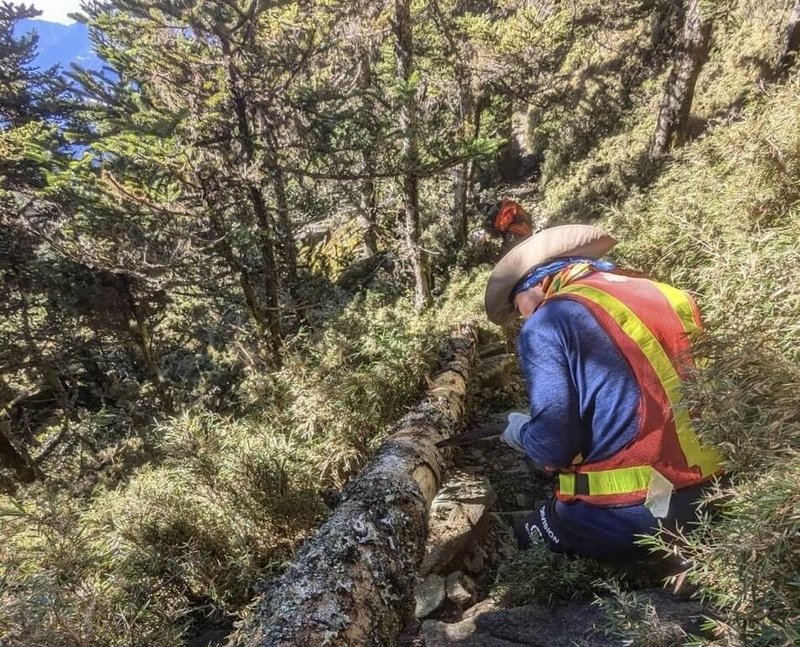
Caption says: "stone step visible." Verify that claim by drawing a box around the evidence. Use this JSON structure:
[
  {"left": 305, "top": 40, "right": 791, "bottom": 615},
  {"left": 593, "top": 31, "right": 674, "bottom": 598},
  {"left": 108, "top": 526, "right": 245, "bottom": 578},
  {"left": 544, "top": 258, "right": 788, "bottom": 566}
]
[
  {"left": 421, "top": 469, "right": 498, "bottom": 578},
  {"left": 422, "top": 589, "right": 704, "bottom": 646}
]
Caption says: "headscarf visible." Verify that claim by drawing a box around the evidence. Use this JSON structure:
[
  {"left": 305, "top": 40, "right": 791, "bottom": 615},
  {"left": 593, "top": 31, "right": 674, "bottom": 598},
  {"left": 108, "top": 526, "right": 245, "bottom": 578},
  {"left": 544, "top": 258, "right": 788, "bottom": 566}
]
[{"left": 510, "top": 256, "right": 616, "bottom": 300}]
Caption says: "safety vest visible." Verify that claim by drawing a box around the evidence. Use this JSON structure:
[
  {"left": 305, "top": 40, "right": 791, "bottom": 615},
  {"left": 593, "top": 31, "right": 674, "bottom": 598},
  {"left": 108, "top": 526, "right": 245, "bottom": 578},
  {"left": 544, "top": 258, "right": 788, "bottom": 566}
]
[{"left": 544, "top": 271, "right": 724, "bottom": 507}]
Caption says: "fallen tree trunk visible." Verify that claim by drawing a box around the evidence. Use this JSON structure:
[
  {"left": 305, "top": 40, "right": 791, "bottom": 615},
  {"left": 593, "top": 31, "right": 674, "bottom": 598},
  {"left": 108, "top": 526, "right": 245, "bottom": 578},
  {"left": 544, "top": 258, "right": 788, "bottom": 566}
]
[{"left": 237, "top": 324, "right": 476, "bottom": 647}]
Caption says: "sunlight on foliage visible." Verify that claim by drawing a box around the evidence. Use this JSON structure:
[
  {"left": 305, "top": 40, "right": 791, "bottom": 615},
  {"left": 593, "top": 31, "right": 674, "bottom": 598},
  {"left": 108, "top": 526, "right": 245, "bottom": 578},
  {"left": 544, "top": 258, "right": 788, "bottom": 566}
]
[
  {"left": 3, "top": 0, "right": 800, "bottom": 644},
  {"left": 600, "top": 75, "right": 800, "bottom": 647}
]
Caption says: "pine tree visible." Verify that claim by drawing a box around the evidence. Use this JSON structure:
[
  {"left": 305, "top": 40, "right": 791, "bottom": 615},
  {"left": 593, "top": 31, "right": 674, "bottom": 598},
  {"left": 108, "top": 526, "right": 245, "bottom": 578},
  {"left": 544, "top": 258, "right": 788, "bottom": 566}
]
[
  {"left": 0, "top": 3, "right": 74, "bottom": 483},
  {"left": 73, "top": 0, "right": 344, "bottom": 364},
  {"left": 393, "top": 0, "right": 432, "bottom": 310}
]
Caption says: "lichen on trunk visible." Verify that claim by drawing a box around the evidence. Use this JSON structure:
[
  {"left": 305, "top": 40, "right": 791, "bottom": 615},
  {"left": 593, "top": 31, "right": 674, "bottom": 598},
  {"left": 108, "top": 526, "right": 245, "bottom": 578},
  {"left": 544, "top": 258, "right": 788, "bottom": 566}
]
[{"left": 235, "top": 325, "right": 476, "bottom": 647}]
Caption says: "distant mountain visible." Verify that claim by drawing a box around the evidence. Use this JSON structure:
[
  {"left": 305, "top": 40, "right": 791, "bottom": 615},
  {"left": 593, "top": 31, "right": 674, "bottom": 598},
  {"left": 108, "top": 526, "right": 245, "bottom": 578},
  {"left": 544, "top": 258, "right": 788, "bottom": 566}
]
[{"left": 15, "top": 19, "right": 102, "bottom": 72}]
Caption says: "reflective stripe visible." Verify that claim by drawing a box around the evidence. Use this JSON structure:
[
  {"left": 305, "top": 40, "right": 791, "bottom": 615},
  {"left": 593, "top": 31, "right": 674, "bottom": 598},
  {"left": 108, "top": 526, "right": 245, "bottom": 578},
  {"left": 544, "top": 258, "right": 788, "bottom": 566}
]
[
  {"left": 560, "top": 466, "right": 653, "bottom": 496},
  {"left": 653, "top": 281, "right": 708, "bottom": 371},
  {"left": 559, "top": 283, "right": 722, "bottom": 478},
  {"left": 652, "top": 281, "right": 701, "bottom": 337}
]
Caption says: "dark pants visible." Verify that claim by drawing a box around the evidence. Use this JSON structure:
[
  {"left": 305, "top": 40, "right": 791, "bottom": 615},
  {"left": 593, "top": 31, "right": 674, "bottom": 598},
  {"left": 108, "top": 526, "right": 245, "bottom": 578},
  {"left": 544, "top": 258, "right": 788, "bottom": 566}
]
[{"left": 514, "top": 481, "right": 719, "bottom": 564}]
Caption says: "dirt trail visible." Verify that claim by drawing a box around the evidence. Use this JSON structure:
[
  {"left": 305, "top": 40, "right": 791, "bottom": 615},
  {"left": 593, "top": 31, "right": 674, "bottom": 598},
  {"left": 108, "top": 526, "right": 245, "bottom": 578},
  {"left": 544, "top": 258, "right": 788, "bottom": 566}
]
[{"left": 397, "top": 334, "right": 706, "bottom": 646}]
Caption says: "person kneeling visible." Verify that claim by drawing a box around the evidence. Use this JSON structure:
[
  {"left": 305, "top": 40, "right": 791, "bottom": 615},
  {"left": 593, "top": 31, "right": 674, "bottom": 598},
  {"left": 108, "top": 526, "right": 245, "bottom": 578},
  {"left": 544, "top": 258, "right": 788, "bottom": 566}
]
[{"left": 483, "top": 225, "right": 725, "bottom": 565}]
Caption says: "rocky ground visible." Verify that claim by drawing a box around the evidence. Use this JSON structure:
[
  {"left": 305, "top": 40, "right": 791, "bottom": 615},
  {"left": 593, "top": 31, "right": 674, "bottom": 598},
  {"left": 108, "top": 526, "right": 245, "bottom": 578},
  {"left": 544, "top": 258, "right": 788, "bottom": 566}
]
[{"left": 397, "top": 336, "right": 707, "bottom": 646}]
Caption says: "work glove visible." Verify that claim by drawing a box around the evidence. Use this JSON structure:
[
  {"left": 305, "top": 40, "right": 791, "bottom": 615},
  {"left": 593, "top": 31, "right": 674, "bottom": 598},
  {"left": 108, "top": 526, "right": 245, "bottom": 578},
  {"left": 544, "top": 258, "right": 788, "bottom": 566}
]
[{"left": 500, "top": 411, "right": 530, "bottom": 453}]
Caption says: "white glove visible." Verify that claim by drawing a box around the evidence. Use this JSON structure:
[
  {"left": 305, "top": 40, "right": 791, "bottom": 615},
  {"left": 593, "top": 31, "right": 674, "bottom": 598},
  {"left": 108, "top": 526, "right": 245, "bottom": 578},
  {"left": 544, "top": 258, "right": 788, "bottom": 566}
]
[{"left": 500, "top": 412, "right": 530, "bottom": 453}]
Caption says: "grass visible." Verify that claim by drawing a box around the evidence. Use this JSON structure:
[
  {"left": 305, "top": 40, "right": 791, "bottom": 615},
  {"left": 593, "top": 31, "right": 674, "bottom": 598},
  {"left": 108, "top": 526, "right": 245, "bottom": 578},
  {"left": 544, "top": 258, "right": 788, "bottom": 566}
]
[
  {"left": 491, "top": 541, "right": 618, "bottom": 607},
  {"left": 3, "top": 0, "right": 800, "bottom": 644},
  {"left": 503, "top": 1, "right": 800, "bottom": 643},
  {"left": 590, "top": 580, "right": 697, "bottom": 647},
  {"left": 0, "top": 285, "right": 467, "bottom": 645}
]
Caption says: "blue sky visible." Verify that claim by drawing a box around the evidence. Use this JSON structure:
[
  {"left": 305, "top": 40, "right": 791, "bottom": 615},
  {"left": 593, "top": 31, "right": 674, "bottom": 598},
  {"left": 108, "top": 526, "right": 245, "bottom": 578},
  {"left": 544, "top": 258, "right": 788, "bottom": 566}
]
[{"left": 30, "top": 0, "right": 84, "bottom": 24}]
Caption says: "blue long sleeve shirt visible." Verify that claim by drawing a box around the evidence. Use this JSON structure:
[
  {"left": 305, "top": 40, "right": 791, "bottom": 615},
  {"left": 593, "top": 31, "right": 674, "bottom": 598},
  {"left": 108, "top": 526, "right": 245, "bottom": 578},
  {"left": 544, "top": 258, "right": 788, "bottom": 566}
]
[{"left": 517, "top": 297, "right": 660, "bottom": 546}]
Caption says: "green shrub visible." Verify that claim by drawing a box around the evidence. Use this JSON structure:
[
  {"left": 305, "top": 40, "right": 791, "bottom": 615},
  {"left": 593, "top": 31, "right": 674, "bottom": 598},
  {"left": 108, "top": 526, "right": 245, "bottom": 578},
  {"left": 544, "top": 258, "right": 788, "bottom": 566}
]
[
  {"left": 0, "top": 284, "right": 467, "bottom": 645},
  {"left": 674, "top": 462, "right": 800, "bottom": 646},
  {"left": 491, "top": 542, "right": 617, "bottom": 606},
  {"left": 266, "top": 290, "right": 447, "bottom": 485},
  {"left": 601, "top": 72, "right": 800, "bottom": 647},
  {"left": 591, "top": 580, "right": 696, "bottom": 647},
  {"left": 0, "top": 488, "right": 187, "bottom": 646}
]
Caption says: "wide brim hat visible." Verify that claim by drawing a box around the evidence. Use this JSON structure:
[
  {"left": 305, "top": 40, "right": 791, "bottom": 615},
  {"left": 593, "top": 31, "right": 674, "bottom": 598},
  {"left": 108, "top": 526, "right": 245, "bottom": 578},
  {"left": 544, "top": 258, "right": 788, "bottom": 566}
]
[{"left": 484, "top": 224, "right": 617, "bottom": 324}]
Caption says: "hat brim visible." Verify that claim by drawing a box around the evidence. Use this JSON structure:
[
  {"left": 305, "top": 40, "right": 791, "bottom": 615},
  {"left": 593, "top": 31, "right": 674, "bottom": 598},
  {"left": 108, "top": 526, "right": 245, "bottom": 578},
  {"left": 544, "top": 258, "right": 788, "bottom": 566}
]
[{"left": 484, "top": 225, "right": 617, "bottom": 325}]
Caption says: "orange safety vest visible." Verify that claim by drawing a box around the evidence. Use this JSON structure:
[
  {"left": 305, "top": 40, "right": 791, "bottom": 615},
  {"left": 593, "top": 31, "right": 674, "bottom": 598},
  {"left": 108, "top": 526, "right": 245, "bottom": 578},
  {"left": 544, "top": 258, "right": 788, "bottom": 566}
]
[{"left": 544, "top": 271, "right": 724, "bottom": 507}]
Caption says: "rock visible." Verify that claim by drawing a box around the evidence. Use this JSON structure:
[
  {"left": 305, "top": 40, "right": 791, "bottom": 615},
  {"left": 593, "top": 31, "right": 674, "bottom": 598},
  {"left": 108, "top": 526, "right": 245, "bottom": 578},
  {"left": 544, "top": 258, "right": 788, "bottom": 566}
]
[
  {"left": 297, "top": 219, "right": 334, "bottom": 247},
  {"left": 421, "top": 471, "right": 497, "bottom": 575},
  {"left": 461, "top": 546, "right": 486, "bottom": 574},
  {"left": 415, "top": 574, "right": 446, "bottom": 619},
  {"left": 506, "top": 463, "right": 530, "bottom": 476},
  {"left": 446, "top": 571, "right": 477, "bottom": 607},
  {"left": 515, "top": 493, "right": 527, "bottom": 508},
  {"left": 336, "top": 252, "right": 394, "bottom": 290},
  {"left": 420, "top": 589, "right": 704, "bottom": 646},
  {"left": 462, "top": 597, "right": 499, "bottom": 620},
  {"left": 422, "top": 618, "right": 518, "bottom": 646}
]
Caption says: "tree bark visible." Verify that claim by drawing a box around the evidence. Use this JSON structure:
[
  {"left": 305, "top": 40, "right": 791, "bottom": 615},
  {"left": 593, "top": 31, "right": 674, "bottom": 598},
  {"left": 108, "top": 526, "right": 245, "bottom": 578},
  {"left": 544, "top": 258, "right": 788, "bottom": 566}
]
[
  {"left": 202, "top": 182, "right": 274, "bottom": 348},
  {"left": 495, "top": 98, "right": 518, "bottom": 181},
  {"left": 394, "top": 0, "right": 432, "bottom": 310},
  {"left": 221, "top": 44, "right": 284, "bottom": 362},
  {"left": 777, "top": 0, "right": 800, "bottom": 77},
  {"left": 431, "top": 0, "right": 478, "bottom": 249},
  {"left": 262, "top": 123, "right": 298, "bottom": 288},
  {"left": 237, "top": 325, "right": 476, "bottom": 647},
  {"left": 357, "top": 50, "right": 379, "bottom": 258},
  {"left": 129, "top": 289, "right": 173, "bottom": 410},
  {"left": 649, "top": 0, "right": 713, "bottom": 160},
  {"left": 247, "top": 183, "right": 285, "bottom": 363},
  {"left": 14, "top": 293, "right": 72, "bottom": 477},
  {"left": 269, "top": 162, "right": 298, "bottom": 287}
]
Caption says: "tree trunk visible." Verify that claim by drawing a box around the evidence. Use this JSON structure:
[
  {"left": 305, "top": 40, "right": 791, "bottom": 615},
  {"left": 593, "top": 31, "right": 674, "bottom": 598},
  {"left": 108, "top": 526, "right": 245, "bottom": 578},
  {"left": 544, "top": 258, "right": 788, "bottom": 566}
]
[
  {"left": 0, "top": 421, "right": 41, "bottom": 483},
  {"left": 269, "top": 163, "right": 298, "bottom": 287},
  {"left": 206, "top": 198, "right": 272, "bottom": 342},
  {"left": 431, "top": 0, "right": 477, "bottom": 248},
  {"left": 221, "top": 43, "right": 284, "bottom": 362},
  {"left": 431, "top": 0, "right": 478, "bottom": 249},
  {"left": 649, "top": 0, "right": 713, "bottom": 160},
  {"left": 452, "top": 161, "right": 469, "bottom": 245},
  {"left": 237, "top": 325, "right": 476, "bottom": 647},
  {"left": 394, "top": 0, "right": 432, "bottom": 310},
  {"left": 248, "top": 183, "right": 286, "bottom": 364},
  {"left": 359, "top": 162, "right": 379, "bottom": 257},
  {"left": 358, "top": 50, "right": 379, "bottom": 257},
  {"left": 262, "top": 125, "right": 298, "bottom": 288},
  {"left": 131, "top": 297, "right": 172, "bottom": 409},
  {"left": 14, "top": 293, "right": 72, "bottom": 476},
  {"left": 115, "top": 275, "right": 172, "bottom": 410},
  {"left": 495, "top": 98, "right": 518, "bottom": 181},
  {"left": 777, "top": 0, "right": 800, "bottom": 77}
]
